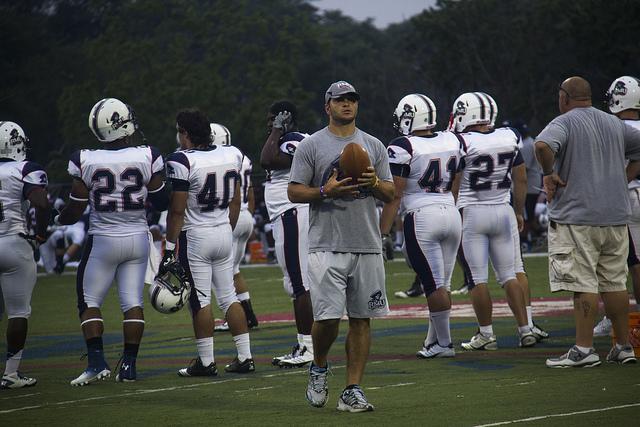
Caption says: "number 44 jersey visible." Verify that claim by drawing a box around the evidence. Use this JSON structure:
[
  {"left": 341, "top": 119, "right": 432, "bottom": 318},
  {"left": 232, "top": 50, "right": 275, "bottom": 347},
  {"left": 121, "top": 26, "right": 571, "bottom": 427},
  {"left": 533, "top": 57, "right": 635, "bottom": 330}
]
[
  {"left": 68, "top": 146, "right": 164, "bottom": 236},
  {"left": 456, "top": 128, "right": 523, "bottom": 209},
  {"left": 166, "top": 145, "right": 243, "bottom": 230}
]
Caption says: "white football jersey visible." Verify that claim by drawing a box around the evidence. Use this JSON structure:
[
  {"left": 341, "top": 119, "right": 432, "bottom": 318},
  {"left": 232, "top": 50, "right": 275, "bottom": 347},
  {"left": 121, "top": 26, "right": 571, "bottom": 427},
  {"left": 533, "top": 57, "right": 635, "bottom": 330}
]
[
  {"left": 456, "top": 127, "right": 524, "bottom": 209},
  {"left": 166, "top": 145, "right": 243, "bottom": 230},
  {"left": 239, "top": 152, "right": 252, "bottom": 212},
  {"left": 264, "top": 131, "right": 308, "bottom": 220},
  {"left": 68, "top": 145, "right": 163, "bottom": 236},
  {"left": 387, "top": 132, "right": 463, "bottom": 211},
  {"left": 626, "top": 120, "right": 640, "bottom": 190},
  {"left": 0, "top": 160, "right": 48, "bottom": 235}
]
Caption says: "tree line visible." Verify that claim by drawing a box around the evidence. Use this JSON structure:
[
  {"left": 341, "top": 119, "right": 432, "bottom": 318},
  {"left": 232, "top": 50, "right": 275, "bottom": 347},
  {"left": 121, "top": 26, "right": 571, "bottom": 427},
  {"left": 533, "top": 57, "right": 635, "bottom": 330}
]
[{"left": 1, "top": 0, "right": 638, "bottom": 182}]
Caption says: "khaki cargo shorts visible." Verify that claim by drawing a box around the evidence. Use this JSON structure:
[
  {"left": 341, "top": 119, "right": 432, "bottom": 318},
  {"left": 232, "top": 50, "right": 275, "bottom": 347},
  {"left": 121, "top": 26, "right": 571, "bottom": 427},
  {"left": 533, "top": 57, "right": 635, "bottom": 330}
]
[{"left": 548, "top": 222, "right": 628, "bottom": 294}]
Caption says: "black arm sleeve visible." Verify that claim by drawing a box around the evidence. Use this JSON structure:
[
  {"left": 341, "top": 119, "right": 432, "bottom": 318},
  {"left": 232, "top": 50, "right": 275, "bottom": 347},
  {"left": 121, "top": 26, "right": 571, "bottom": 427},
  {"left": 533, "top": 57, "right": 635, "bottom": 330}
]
[{"left": 148, "top": 183, "right": 170, "bottom": 211}]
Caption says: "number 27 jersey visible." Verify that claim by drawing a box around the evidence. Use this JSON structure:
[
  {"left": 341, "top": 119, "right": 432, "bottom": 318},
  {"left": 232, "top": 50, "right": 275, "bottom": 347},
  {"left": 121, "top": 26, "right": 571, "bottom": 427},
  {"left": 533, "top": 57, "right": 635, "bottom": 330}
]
[
  {"left": 68, "top": 145, "right": 164, "bottom": 236},
  {"left": 166, "top": 145, "right": 243, "bottom": 230}
]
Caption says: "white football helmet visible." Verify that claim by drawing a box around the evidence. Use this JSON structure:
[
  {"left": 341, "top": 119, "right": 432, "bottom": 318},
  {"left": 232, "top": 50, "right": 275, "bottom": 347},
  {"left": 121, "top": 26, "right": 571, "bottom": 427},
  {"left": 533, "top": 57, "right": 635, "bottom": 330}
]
[
  {"left": 88, "top": 98, "right": 138, "bottom": 142},
  {"left": 149, "top": 263, "right": 191, "bottom": 314},
  {"left": 0, "top": 121, "right": 28, "bottom": 161},
  {"left": 210, "top": 123, "right": 231, "bottom": 146},
  {"left": 606, "top": 76, "right": 640, "bottom": 114},
  {"left": 448, "top": 92, "right": 493, "bottom": 132},
  {"left": 476, "top": 92, "right": 498, "bottom": 128},
  {"left": 393, "top": 94, "right": 437, "bottom": 135}
]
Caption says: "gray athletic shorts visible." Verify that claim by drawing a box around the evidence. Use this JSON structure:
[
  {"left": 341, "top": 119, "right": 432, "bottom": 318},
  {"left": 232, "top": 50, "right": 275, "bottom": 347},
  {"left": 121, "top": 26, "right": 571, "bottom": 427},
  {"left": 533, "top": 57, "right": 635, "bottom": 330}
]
[{"left": 308, "top": 251, "right": 389, "bottom": 321}]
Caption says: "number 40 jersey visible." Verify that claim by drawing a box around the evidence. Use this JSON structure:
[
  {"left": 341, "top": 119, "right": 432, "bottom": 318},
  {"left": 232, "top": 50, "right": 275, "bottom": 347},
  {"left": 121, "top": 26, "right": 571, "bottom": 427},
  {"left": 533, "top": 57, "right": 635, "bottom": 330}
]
[
  {"left": 166, "top": 145, "right": 243, "bottom": 230},
  {"left": 68, "top": 146, "right": 164, "bottom": 236}
]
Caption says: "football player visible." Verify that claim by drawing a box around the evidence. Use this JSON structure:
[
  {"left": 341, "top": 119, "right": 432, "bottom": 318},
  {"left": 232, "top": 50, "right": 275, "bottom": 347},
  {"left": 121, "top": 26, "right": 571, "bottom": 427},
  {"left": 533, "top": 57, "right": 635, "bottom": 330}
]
[
  {"left": 449, "top": 92, "right": 537, "bottom": 350},
  {"left": 260, "top": 101, "right": 314, "bottom": 368},
  {"left": 595, "top": 76, "right": 640, "bottom": 336},
  {"left": 380, "top": 94, "right": 462, "bottom": 358},
  {"left": 0, "top": 121, "right": 50, "bottom": 389},
  {"left": 57, "top": 98, "right": 169, "bottom": 385},
  {"left": 164, "top": 109, "right": 254, "bottom": 376},
  {"left": 210, "top": 123, "right": 258, "bottom": 331}
]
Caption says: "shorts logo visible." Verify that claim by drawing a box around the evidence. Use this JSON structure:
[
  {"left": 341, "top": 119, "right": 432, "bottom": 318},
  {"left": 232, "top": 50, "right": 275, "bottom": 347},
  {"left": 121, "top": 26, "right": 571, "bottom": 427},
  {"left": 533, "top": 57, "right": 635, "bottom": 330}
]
[{"left": 368, "top": 290, "right": 386, "bottom": 310}]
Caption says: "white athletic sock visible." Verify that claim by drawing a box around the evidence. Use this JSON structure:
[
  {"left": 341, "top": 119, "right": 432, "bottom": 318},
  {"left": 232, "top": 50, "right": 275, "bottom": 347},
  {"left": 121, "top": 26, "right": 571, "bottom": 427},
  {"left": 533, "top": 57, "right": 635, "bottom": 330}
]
[
  {"left": 196, "top": 337, "right": 214, "bottom": 366},
  {"left": 302, "top": 334, "right": 314, "bottom": 354},
  {"left": 395, "top": 230, "right": 403, "bottom": 246},
  {"left": 424, "top": 315, "right": 436, "bottom": 346},
  {"left": 479, "top": 325, "right": 494, "bottom": 337},
  {"left": 237, "top": 292, "right": 250, "bottom": 302},
  {"left": 518, "top": 325, "right": 532, "bottom": 335},
  {"left": 430, "top": 310, "right": 451, "bottom": 347},
  {"left": 296, "top": 333, "right": 304, "bottom": 348},
  {"left": 575, "top": 345, "right": 592, "bottom": 353},
  {"left": 526, "top": 306, "right": 533, "bottom": 328},
  {"left": 4, "top": 349, "right": 23, "bottom": 376},
  {"left": 233, "top": 333, "right": 252, "bottom": 362}
]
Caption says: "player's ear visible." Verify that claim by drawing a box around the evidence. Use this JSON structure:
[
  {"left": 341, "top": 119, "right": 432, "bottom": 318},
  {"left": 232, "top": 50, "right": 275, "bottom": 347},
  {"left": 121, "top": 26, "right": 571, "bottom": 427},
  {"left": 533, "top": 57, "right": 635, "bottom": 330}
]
[{"left": 324, "top": 102, "right": 331, "bottom": 115}]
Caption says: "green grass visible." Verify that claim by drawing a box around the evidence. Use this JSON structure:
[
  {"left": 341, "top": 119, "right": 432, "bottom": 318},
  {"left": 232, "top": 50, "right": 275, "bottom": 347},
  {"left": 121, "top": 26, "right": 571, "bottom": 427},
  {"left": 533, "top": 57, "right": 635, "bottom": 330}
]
[{"left": 1, "top": 257, "right": 638, "bottom": 426}]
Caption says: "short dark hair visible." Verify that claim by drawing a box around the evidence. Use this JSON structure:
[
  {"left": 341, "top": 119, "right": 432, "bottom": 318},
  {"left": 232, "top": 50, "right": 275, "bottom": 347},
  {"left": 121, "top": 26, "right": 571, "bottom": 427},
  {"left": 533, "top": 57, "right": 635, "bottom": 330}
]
[
  {"left": 269, "top": 100, "right": 298, "bottom": 126},
  {"left": 176, "top": 109, "right": 211, "bottom": 147}
]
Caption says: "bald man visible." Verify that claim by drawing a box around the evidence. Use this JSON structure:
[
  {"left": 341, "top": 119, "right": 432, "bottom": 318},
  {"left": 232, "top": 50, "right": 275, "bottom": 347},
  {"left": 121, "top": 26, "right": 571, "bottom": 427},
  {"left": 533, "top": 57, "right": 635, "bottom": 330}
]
[{"left": 535, "top": 76, "right": 640, "bottom": 367}]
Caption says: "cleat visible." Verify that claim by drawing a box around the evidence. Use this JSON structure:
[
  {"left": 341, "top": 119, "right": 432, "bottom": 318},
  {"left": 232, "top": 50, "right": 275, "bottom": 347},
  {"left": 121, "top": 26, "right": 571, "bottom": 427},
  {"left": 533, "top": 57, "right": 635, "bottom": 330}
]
[
  {"left": 394, "top": 277, "right": 424, "bottom": 298},
  {"left": 416, "top": 342, "right": 455, "bottom": 359},
  {"left": 1, "top": 372, "right": 37, "bottom": 389},
  {"left": 70, "top": 365, "right": 111, "bottom": 386},
  {"left": 272, "top": 343, "right": 300, "bottom": 366},
  {"left": 336, "top": 386, "right": 374, "bottom": 412},
  {"left": 279, "top": 345, "right": 314, "bottom": 368},
  {"left": 461, "top": 332, "right": 498, "bottom": 351},
  {"left": 451, "top": 283, "right": 469, "bottom": 295},
  {"left": 546, "top": 346, "right": 601, "bottom": 368},
  {"left": 224, "top": 357, "right": 255, "bottom": 373},
  {"left": 531, "top": 323, "right": 549, "bottom": 341},
  {"left": 306, "top": 363, "right": 329, "bottom": 408},
  {"left": 593, "top": 317, "right": 612, "bottom": 337},
  {"left": 178, "top": 357, "right": 218, "bottom": 377},
  {"left": 606, "top": 345, "right": 637, "bottom": 364},
  {"left": 214, "top": 322, "right": 230, "bottom": 332},
  {"left": 115, "top": 356, "right": 137, "bottom": 382},
  {"left": 519, "top": 330, "right": 538, "bottom": 348}
]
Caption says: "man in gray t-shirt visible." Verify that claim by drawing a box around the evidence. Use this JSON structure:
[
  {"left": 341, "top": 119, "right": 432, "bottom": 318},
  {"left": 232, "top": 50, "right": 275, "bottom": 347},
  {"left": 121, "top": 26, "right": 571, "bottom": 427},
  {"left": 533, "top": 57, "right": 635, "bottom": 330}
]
[
  {"left": 535, "top": 76, "right": 640, "bottom": 368},
  {"left": 288, "top": 80, "right": 394, "bottom": 412}
]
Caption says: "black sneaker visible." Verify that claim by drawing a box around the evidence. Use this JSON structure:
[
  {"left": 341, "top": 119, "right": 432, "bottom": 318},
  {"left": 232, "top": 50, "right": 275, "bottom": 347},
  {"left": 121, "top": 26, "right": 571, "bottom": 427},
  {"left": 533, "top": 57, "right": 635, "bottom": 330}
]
[
  {"left": 178, "top": 357, "right": 218, "bottom": 377},
  {"left": 394, "top": 276, "right": 424, "bottom": 298},
  {"left": 224, "top": 357, "right": 255, "bottom": 373},
  {"left": 241, "top": 300, "right": 259, "bottom": 329},
  {"left": 115, "top": 355, "right": 137, "bottom": 382}
]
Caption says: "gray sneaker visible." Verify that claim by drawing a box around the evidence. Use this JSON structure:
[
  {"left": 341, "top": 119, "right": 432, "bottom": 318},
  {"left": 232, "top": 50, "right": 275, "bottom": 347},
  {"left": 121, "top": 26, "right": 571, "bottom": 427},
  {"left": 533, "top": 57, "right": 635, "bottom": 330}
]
[
  {"left": 606, "top": 345, "right": 637, "bottom": 364},
  {"left": 546, "top": 346, "right": 601, "bottom": 368},
  {"left": 461, "top": 332, "right": 498, "bottom": 351},
  {"left": 337, "top": 385, "right": 374, "bottom": 412},
  {"left": 306, "top": 364, "right": 329, "bottom": 408}
]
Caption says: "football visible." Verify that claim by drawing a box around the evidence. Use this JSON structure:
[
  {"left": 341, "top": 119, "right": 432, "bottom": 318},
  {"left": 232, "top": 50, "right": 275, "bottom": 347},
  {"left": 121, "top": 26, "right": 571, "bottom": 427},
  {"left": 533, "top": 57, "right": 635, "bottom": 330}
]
[{"left": 339, "top": 142, "right": 371, "bottom": 185}]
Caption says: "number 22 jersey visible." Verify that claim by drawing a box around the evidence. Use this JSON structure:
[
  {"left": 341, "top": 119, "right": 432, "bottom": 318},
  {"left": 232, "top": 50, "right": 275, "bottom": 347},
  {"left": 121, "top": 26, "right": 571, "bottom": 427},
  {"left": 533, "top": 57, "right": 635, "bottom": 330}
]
[
  {"left": 68, "top": 145, "right": 164, "bottom": 236},
  {"left": 166, "top": 145, "right": 243, "bottom": 230}
]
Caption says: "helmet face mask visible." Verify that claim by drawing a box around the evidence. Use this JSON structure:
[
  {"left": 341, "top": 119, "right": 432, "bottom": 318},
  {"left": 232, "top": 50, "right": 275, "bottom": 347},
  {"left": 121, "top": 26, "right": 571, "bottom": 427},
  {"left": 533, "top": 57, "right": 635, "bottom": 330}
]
[
  {"left": 149, "top": 263, "right": 191, "bottom": 314},
  {"left": 0, "top": 121, "right": 28, "bottom": 161},
  {"left": 606, "top": 76, "right": 640, "bottom": 114},
  {"left": 210, "top": 123, "right": 231, "bottom": 146},
  {"left": 393, "top": 94, "right": 436, "bottom": 136},
  {"left": 88, "top": 98, "right": 138, "bottom": 143}
]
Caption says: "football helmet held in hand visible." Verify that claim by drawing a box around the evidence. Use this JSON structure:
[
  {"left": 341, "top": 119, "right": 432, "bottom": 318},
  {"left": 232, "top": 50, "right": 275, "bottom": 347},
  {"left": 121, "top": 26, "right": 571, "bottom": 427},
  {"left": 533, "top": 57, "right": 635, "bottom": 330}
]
[{"left": 150, "top": 261, "right": 191, "bottom": 314}]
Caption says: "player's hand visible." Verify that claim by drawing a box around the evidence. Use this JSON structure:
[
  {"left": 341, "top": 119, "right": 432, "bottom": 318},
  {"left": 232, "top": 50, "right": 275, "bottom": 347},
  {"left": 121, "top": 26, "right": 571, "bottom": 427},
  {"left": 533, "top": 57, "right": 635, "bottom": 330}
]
[
  {"left": 324, "top": 168, "right": 360, "bottom": 198},
  {"left": 272, "top": 111, "right": 292, "bottom": 133},
  {"left": 358, "top": 166, "right": 379, "bottom": 189},
  {"left": 158, "top": 249, "right": 177, "bottom": 277},
  {"left": 516, "top": 213, "right": 524, "bottom": 233},
  {"left": 543, "top": 173, "right": 566, "bottom": 201}
]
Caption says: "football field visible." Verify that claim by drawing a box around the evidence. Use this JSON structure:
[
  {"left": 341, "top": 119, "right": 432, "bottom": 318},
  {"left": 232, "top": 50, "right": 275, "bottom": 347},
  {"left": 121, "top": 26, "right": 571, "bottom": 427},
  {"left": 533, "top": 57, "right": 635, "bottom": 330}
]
[{"left": 1, "top": 257, "right": 638, "bottom": 426}]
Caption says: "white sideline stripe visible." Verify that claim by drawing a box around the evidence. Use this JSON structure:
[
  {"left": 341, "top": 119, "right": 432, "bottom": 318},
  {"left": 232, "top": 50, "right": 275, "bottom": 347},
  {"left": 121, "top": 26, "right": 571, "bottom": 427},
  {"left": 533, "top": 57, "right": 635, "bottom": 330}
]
[
  {"left": 235, "top": 386, "right": 275, "bottom": 393},
  {"left": 0, "top": 392, "right": 41, "bottom": 400},
  {"left": 473, "top": 402, "right": 640, "bottom": 427},
  {"left": 367, "top": 382, "right": 415, "bottom": 390}
]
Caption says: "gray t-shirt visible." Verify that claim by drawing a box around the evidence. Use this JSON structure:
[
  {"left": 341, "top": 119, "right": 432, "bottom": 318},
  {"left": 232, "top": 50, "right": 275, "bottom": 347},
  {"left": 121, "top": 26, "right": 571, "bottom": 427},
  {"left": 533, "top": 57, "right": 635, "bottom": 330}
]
[
  {"left": 289, "top": 127, "right": 393, "bottom": 253},
  {"left": 536, "top": 107, "right": 640, "bottom": 225},
  {"left": 521, "top": 135, "right": 542, "bottom": 195}
]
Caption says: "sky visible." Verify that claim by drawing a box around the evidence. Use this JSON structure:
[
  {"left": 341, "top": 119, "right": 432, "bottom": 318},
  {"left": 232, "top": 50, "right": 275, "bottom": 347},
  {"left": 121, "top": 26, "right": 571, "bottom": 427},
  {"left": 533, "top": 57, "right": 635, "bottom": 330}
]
[{"left": 311, "top": 0, "right": 438, "bottom": 28}]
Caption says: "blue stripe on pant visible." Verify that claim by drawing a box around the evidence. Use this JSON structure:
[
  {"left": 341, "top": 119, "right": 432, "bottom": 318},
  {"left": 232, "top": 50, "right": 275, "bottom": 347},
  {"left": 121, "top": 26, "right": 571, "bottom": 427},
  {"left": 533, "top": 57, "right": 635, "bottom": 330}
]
[
  {"left": 282, "top": 208, "right": 305, "bottom": 298},
  {"left": 76, "top": 235, "right": 94, "bottom": 317},
  {"left": 403, "top": 212, "right": 436, "bottom": 297}
]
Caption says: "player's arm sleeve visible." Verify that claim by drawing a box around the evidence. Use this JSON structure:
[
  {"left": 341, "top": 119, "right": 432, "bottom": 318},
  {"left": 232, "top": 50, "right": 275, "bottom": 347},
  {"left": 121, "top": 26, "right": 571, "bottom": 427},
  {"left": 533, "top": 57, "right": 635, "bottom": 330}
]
[
  {"left": 387, "top": 137, "right": 412, "bottom": 178},
  {"left": 165, "top": 152, "right": 191, "bottom": 191},
  {"left": 289, "top": 139, "right": 314, "bottom": 185}
]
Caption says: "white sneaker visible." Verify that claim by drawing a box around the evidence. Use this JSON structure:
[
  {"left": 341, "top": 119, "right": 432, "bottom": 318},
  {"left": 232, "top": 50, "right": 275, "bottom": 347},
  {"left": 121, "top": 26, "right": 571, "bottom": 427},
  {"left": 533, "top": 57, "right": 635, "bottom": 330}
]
[
  {"left": 416, "top": 343, "right": 455, "bottom": 359},
  {"left": 519, "top": 330, "right": 538, "bottom": 348},
  {"left": 337, "top": 386, "right": 374, "bottom": 412},
  {"left": 306, "top": 364, "right": 329, "bottom": 408},
  {"left": 70, "top": 366, "right": 111, "bottom": 386},
  {"left": 546, "top": 346, "right": 601, "bottom": 368},
  {"left": 272, "top": 343, "right": 300, "bottom": 366},
  {"left": 214, "top": 322, "right": 230, "bottom": 332},
  {"left": 1, "top": 372, "right": 37, "bottom": 389},
  {"left": 593, "top": 317, "right": 612, "bottom": 337},
  {"left": 461, "top": 332, "right": 498, "bottom": 351},
  {"left": 606, "top": 345, "right": 637, "bottom": 364},
  {"left": 279, "top": 345, "right": 314, "bottom": 368}
]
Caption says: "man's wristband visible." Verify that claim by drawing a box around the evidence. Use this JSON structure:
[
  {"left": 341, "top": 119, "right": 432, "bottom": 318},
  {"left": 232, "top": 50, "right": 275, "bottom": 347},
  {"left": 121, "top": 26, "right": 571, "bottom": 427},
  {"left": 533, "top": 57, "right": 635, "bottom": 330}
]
[
  {"left": 320, "top": 185, "right": 328, "bottom": 199},
  {"left": 371, "top": 176, "right": 380, "bottom": 189}
]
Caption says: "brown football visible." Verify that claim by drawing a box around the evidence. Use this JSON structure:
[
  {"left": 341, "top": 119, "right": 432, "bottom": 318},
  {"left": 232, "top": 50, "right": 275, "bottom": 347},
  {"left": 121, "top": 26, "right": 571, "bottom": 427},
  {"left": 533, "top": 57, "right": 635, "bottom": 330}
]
[{"left": 339, "top": 142, "right": 371, "bottom": 185}]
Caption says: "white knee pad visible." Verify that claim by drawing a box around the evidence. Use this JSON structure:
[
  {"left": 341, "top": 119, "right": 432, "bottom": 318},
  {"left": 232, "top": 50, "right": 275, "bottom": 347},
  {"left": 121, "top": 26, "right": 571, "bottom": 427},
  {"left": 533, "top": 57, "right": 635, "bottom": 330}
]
[{"left": 217, "top": 289, "right": 239, "bottom": 315}]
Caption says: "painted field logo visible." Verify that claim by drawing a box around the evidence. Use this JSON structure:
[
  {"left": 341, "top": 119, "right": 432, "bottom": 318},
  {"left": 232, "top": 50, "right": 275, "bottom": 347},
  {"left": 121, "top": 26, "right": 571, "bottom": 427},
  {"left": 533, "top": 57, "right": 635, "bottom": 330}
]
[{"left": 368, "top": 290, "right": 386, "bottom": 310}]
